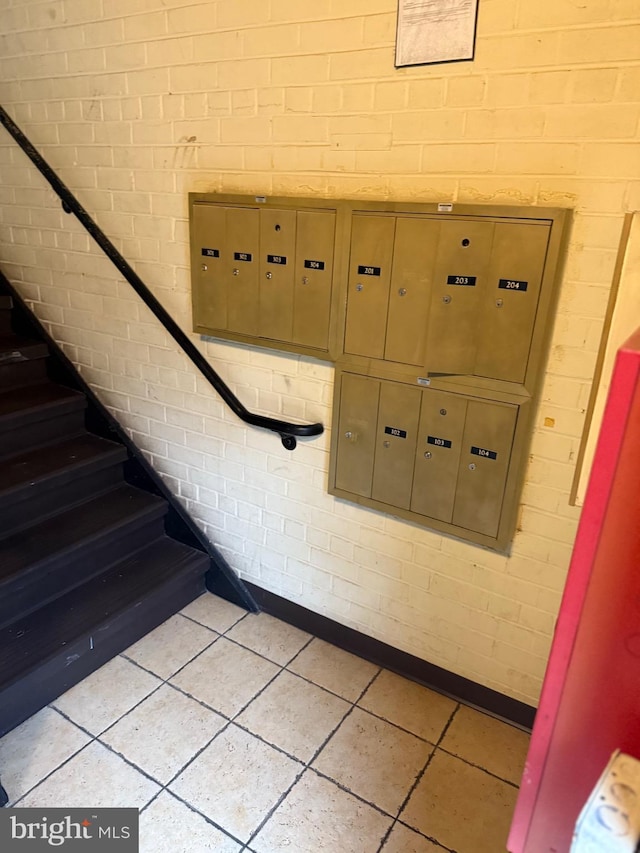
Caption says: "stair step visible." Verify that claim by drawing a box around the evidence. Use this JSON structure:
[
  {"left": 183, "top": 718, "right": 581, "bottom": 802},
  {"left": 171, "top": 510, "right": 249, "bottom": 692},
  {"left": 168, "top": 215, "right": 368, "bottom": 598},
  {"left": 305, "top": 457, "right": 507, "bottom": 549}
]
[
  {"left": 0, "top": 334, "right": 48, "bottom": 389},
  {"left": 0, "top": 537, "right": 208, "bottom": 735},
  {"left": 0, "top": 334, "right": 49, "bottom": 364},
  {"left": 0, "top": 382, "right": 87, "bottom": 458},
  {"left": 0, "top": 434, "right": 128, "bottom": 536},
  {"left": 0, "top": 485, "right": 169, "bottom": 628}
]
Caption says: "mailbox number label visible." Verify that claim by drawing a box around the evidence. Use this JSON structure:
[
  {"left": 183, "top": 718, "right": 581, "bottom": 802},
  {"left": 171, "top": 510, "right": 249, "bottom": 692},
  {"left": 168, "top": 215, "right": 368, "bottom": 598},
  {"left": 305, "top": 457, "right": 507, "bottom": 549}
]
[
  {"left": 499, "top": 278, "right": 529, "bottom": 291},
  {"left": 358, "top": 265, "right": 381, "bottom": 276},
  {"left": 427, "top": 435, "right": 452, "bottom": 448},
  {"left": 447, "top": 275, "right": 477, "bottom": 286},
  {"left": 234, "top": 252, "right": 252, "bottom": 262},
  {"left": 201, "top": 248, "right": 220, "bottom": 258},
  {"left": 471, "top": 446, "right": 498, "bottom": 460},
  {"left": 384, "top": 426, "right": 407, "bottom": 439},
  {"left": 267, "top": 254, "right": 287, "bottom": 265},
  {"left": 304, "top": 259, "right": 325, "bottom": 270}
]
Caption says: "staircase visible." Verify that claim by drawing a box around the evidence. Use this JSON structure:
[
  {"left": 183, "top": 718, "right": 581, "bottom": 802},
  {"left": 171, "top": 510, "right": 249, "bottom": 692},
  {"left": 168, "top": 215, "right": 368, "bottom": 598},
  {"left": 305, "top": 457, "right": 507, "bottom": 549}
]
[{"left": 0, "top": 288, "right": 212, "bottom": 737}]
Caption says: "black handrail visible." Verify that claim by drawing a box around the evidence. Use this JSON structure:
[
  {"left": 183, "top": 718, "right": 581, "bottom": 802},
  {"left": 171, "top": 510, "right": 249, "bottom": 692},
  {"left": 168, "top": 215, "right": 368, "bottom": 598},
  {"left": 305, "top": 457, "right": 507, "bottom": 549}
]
[{"left": 0, "top": 105, "right": 323, "bottom": 450}]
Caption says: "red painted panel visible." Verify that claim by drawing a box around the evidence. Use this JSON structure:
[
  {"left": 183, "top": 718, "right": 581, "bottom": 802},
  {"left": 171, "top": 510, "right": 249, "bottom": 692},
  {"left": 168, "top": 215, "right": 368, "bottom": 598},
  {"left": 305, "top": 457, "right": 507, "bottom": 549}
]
[{"left": 509, "top": 329, "right": 640, "bottom": 853}]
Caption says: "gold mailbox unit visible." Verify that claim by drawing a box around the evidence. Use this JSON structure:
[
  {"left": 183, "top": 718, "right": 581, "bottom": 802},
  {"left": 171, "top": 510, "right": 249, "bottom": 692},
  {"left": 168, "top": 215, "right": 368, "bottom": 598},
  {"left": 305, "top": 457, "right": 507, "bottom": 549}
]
[
  {"left": 330, "top": 200, "right": 568, "bottom": 551},
  {"left": 189, "top": 193, "right": 343, "bottom": 359},
  {"left": 189, "top": 194, "right": 568, "bottom": 550}
]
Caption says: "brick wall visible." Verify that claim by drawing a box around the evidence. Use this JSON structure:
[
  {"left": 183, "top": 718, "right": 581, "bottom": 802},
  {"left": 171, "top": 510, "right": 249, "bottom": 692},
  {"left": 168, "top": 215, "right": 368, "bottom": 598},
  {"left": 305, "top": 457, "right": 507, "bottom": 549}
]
[{"left": 1, "top": 0, "right": 639, "bottom": 705}]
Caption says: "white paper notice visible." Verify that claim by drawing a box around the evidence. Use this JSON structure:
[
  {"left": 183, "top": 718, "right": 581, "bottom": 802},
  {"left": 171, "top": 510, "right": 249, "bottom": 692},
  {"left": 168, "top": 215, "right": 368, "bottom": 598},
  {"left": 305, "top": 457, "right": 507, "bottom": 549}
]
[{"left": 396, "top": 0, "right": 479, "bottom": 67}]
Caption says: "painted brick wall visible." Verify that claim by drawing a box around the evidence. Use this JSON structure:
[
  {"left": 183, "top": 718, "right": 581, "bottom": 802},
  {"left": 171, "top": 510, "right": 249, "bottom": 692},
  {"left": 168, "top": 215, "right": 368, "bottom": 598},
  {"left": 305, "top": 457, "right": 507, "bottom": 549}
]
[{"left": 1, "top": 0, "right": 639, "bottom": 705}]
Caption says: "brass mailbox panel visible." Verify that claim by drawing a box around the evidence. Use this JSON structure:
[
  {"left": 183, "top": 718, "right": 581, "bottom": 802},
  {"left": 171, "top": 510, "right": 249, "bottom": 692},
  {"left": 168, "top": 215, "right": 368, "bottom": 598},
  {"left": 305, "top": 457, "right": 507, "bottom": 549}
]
[
  {"left": 476, "top": 222, "right": 551, "bottom": 384},
  {"left": 411, "top": 389, "right": 467, "bottom": 522},
  {"left": 385, "top": 217, "right": 440, "bottom": 366},
  {"left": 190, "top": 194, "right": 340, "bottom": 358},
  {"left": 330, "top": 369, "right": 529, "bottom": 550},
  {"left": 293, "top": 210, "right": 336, "bottom": 349},
  {"left": 371, "top": 381, "right": 421, "bottom": 510},
  {"left": 191, "top": 195, "right": 568, "bottom": 551},
  {"left": 335, "top": 373, "right": 379, "bottom": 498},
  {"left": 344, "top": 215, "right": 395, "bottom": 359},
  {"left": 452, "top": 399, "right": 517, "bottom": 538},
  {"left": 259, "top": 208, "right": 296, "bottom": 342},
  {"left": 425, "top": 220, "right": 495, "bottom": 376}
]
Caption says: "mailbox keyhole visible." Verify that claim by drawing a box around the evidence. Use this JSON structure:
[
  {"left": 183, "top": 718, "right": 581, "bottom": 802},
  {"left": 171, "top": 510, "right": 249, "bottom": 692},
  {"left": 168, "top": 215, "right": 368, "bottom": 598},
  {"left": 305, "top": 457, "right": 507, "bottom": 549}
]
[
  {"left": 461, "top": 238, "right": 470, "bottom": 247},
  {"left": 274, "top": 224, "right": 281, "bottom": 231}
]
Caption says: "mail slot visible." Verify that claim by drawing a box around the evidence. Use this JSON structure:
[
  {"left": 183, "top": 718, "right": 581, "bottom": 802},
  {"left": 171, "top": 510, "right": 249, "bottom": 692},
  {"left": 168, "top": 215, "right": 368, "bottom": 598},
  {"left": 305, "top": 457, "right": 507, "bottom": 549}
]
[
  {"left": 371, "top": 381, "right": 421, "bottom": 509},
  {"left": 452, "top": 398, "right": 518, "bottom": 538},
  {"left": 293, "top": 210, "right": 336, "bottom": 350},
  {"left": 425, "top": 220, "right": 495, "bottom": 375},
  {"left": 411, "top": 389, "right": 467, "bottom": 522},
  {"left": 335, "top": 373, "right": 379, "bottom": 498},
  {"left": 259, "top": 208, "right": 296, "bottom": 341},
  {"left": 344, "top": 215, "right": 395, "bottom": 359},
  {"left": 476, "top": 222, "right": 551, "bottom": 383}
]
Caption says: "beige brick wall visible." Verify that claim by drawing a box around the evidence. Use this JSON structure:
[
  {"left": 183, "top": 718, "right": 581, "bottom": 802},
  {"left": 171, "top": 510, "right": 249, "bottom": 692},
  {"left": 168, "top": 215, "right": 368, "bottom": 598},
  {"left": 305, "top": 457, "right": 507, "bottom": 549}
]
[{"left": 1, "top": 0, "right": 639, "bottom": 705}]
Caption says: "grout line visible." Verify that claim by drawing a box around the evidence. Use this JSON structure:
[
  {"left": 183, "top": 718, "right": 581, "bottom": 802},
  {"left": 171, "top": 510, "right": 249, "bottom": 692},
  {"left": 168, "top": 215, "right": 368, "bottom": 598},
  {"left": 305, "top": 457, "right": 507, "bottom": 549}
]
[{"left": 376, "top": 703, "right": 462, "bottom": 853}]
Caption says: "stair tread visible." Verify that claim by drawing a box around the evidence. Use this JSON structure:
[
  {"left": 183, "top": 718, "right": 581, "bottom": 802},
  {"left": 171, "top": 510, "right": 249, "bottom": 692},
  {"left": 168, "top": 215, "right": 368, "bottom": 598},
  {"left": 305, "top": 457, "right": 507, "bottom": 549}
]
[
  {"left": 0, "top": 484, "right": 167, "bottom": 581},
  {"left": 0, "top": 433, "right": 127, "bottom": 497},
  {"left": 0, "top": 537, "right": 209, "bottom": 687},
  {"left": 0, "top": 334, "right": 48, "bottom": 358},
  {"left": 0, "top": 382, "right": 85, "bottom": 423}
]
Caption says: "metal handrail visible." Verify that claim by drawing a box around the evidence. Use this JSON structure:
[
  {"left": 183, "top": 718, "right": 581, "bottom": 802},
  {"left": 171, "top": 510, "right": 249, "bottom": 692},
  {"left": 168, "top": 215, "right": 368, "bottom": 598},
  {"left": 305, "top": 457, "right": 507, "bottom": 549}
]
[{"left": 0, "top": 105, "right": 323, "bottom": 450}]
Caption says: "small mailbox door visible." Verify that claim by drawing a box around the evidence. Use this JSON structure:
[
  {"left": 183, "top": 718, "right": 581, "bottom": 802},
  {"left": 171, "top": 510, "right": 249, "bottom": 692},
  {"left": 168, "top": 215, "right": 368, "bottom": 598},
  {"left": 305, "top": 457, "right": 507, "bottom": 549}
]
[
  {"left": 453, "top": 399, "right": 517, "bottom": 538},
  {"left": 225, "top": 206, "right": 260, "bottom": 336},
  {"left": 335, "top": 373, "right": 380, "bottom": 498},
  {"left": 371, "top": 382, "right": 421, "bottom": 510},
  {"left": 476, "top": 222, "right": 551, "bottom": 383},
  {"left": 344, "top": 215, "right": 396, "bottom": 359},
  {"left": 259, "top": 208, "right": 296, "bottom": 342},
  {"left": 426, "top": 220, "right": 495, "bottom": 375},
  {"left": 411, "top": 389, "right": 467, "bottom": 522},
  {"left": 193, "top": 203, "right": 227, "bottom": 331},
  {"left": 293, "top": 210, "right": 336, "bottom": 350},
  {"left": 385, "top": 217, "right": 440, "bottom": 366}
]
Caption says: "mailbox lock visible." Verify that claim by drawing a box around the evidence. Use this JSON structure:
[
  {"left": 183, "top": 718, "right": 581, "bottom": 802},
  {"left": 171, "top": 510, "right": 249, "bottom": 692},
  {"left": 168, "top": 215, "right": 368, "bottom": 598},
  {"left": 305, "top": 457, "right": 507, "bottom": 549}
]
[
  {"left": 440, "top": 408, "right": 447, "bottom": 416},
  {"left": 468, "top": 462, "right": 476, "bottom": 471},
  {"left": 383, "top": 440, "right": 391, "bottom": 448},
  {"left": 442, "top": 295, "right": 452, "bottom": 304},
  {"left": 424, "top": 451, "right": 432, "bottom": 459},
  {"left": 302, "top": 276, "right": 310, "bottom": 285},
  {"left": 232, "top": 268, "right": 240, "bottom": 276},
  {"left": 201, "top": 263, "right": 208, "bottom": 272},
  {"left": 266, "top": 271, "right": 273, "bottom": 280},
  {"left": 344, "top": 431, "right": 353, "bottom": 440},
  {"left": 356, "top": 283, "right": 364, "bottom": 292},
  {"left": 398, "top": 288, "right": 407, "bottom": 297},
  {"left": 496, "top": 298, "right": 504, "bottom": 308}
]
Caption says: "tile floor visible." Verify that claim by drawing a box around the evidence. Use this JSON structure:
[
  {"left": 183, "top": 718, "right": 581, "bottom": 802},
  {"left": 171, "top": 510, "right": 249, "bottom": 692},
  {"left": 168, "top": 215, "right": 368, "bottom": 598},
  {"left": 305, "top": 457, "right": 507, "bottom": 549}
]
[{"left": 0, "top": 593, "right": 530, "bottom": 852}]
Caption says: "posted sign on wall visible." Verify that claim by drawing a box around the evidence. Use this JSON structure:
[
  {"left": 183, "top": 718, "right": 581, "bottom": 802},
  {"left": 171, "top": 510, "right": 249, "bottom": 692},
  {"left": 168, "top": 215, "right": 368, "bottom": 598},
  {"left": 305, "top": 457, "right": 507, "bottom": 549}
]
[{"left": 395, "top": 0, "right": 479, "bottom": 67}]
